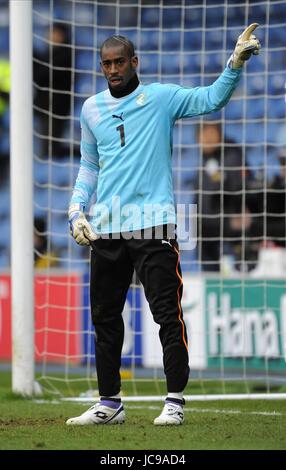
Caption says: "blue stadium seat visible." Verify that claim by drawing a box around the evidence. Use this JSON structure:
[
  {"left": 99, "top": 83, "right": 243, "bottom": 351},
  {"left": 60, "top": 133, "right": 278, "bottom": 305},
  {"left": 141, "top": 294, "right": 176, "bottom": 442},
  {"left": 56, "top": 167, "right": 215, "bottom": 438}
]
[
  {"left": 96, "top": 76, "right": 107, "bottom": 93},
  {"left": 34, "top": 205, "right": 48, "bottom": 219},
  {"left": 270, "top": 1, "right": 286, "bottom": 24},
  {"left": 139, "top": 30, "right": 159, "bottom": 51},
  {"left": 246, "top": 52, "right": 265, "bottom": 73},
  {"left": 96, "top": 29, "right": 116, "bottom": 47},
  {"left": 226, "top": 6, "right": 246, "bottom": 27},
  {"left": 173, "top": 124, "right": 196, "bottom": 150},
  {"left": 267, "top": 98, "right": 286, "bottom": 119},
  {"left": 162, "top": 8, "right": 181, "bottom": 28},
  {"left": 224, "top": 123, "right": 243, "bottom": 143},
  {"left": 34, "top": 160, "right": 49, "bottom": 185},
  {"left": 0, "top": 249, "right": 9, "bottom": 268},
  {"left": 184, "top": 31, "right": 202, "bottom": 52},
  {"left": 173, "top": 187, "right": 194, "bottom": 207},
  {"left": 246, "top": 98, "right": 264, "bottom": 119},
  {"left": 226, "top": 27, "right": 242, "bottom": 47},
  {"left": 141, "top": 7, "right": 160, "bottom": 27},
  {"left": 50, "top": 161, "right": 74, "bottom": 187},
  {"left": 34, "top": 187, "right": 49, "bottom": 213},
  {"left": 181, "top": 124, "right": 196, "bottom": 146},
  {"left": 97, "top": 4, "right": 116, "bottom": 25},
  {"left": 205, "top": 30, "right": 224, "bottom": 51},
  {"left": 53, "top": 3, "right": 74, "bottom": 22},
  {"left": 184, "top": 7, "right": 202, "bottom": 29},
  {"left": 276, "top": 123, "right": 286, "bottom": 149},
  {"left": 268, "top": 49, "right": 285, "bottom": 73},
  {"left": 0, "top": 218, "right": 10, "bottom": 249},
  {"left": 0, "top": 27, "right": 9, "bottom": 51},
  {"left": 33, "top": 29, "right": 47, "bottom": 55},
  {"left": 0, "top": 188, "right": 10, "bottom": 219},
  {"left": 1, "top": 108, "right": 9, "bottom": 130},
  {"left": 204, "top": 53, "right": 224, "bottom": 74},
  {"left": 247, "top": 75, "right": 265, "bottom": 96},
  {"left": 161, "top": 54, "right": 180, "bottom": 75},
  {"left": 268, "top": 74, "right": 286, "bottom": 95},
  {"left": 245, "top": 123, "right": 266, "bottom": 144},
  {"left": 172, "top": 147, "right": 199, "bottom": 187},
  {"left": 75, "top": 27, "right": 94, "bottom": 48},
  {"left": 267, "top": 122, "right": 281, "bottom": 145},
  {"left": 74, "top": 99, "right": 83, "bottom": 119},
  {"left": 0, "top": 2, "right": 9, "bottom": 21},
  {"left": 247, "top": 145, "right": 281, "bottom": 180},
  {"left": 50, "top": 219, "right": 70, "bottom": 250},
  {"left": 247, "top": 146, "right": 264, "bottom": 169},
  {"left": 50, "top": 213, "right": 68, "bottom": 232},
  {"left": 51, "top": 188, "right": 72, "bottom": 212},
  {"left": 248, "top": 4, "right": 267, "bottom": 23},
  {"left": 140, "top": 54, "right": 159, "bottom": 74},
  {"left": 183, "top": 53, "right": 201, "bottom": 74},
  {"left": 161, "top": 31, "right": 181, "bottom": 51},
  {"left": 74, "top": 3, "right": 94, "bottom": 25},
  {"left": 0, "top": 128, "right": 9, "bottom": 155},
  {"left": 75, "top": 75, "right": 95, "bottom": 95},
  {"left": 75, "top": 50, "right": 94, "bottom": 71},
  {"left": 205, "top": 5, "right": 224, "bottom": 28},
  {"left": 225, "top": 99, "right": 243, "bottom": 120},
  {"left": 34, "top": 186, "right": 73, "bottom": 215}
]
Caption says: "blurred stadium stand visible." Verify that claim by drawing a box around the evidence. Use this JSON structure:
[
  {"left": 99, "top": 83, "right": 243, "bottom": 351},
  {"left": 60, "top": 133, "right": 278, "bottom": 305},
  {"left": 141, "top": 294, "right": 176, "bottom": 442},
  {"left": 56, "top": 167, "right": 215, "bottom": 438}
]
[{"left": 0, "top": 0, "right": 285, "bottom": 269}]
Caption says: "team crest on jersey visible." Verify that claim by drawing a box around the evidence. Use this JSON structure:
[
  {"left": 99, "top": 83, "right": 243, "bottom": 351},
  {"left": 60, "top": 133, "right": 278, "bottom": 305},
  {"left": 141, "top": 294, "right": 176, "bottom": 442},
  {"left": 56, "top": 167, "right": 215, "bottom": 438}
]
[{"left": 136, "top": 93, "right": 147, "bottom": 106}]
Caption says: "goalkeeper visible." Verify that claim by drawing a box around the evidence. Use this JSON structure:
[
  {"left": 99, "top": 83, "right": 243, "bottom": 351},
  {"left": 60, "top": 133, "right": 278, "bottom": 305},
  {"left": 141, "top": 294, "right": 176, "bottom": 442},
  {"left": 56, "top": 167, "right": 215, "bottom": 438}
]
[{"left": 67, "top": 25, "right": 260, "bottom": 426}]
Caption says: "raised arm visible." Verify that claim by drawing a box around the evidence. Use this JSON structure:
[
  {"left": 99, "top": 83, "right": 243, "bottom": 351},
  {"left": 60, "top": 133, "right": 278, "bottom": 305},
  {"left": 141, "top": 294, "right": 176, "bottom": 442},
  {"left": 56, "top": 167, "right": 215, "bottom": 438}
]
[{"left": 163, "top": 24, "right": 260, "bottom": 121}]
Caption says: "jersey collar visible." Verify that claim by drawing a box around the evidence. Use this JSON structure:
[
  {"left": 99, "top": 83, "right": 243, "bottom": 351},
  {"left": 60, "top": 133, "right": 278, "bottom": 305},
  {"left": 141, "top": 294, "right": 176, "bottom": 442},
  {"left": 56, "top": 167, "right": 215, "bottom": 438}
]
[{"left": 108, "top": 73, "right": 140, "bottom": 98}]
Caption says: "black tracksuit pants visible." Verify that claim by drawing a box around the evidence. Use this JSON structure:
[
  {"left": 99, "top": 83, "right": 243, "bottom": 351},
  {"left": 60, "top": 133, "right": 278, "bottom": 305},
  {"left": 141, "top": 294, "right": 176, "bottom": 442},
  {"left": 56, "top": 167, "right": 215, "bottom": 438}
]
[{"left": 90, "top": 226, "right": 189, "bottom": 397}]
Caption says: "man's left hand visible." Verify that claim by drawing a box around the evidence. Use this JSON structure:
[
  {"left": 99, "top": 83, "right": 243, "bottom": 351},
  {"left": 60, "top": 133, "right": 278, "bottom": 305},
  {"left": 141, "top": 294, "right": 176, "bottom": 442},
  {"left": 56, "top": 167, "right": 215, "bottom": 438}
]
[{"left": 228, "top": 23, "right": 261, "bottom": 69}]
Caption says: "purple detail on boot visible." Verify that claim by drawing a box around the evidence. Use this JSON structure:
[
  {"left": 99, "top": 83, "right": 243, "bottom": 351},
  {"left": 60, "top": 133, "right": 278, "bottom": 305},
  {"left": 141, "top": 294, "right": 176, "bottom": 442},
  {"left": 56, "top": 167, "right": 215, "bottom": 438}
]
[
  {"left": 166, "top": 398, "right": 184, "bottom": 406},
  {"left": 100, "top": 399, "right": 121, "bottom": 409}
]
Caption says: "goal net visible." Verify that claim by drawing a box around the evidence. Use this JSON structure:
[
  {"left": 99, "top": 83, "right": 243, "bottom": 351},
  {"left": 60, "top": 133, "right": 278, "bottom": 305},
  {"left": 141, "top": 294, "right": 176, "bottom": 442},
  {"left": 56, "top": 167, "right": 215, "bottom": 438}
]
[{"left": 8, "top": 0, "right": 286, "bottom": 400}]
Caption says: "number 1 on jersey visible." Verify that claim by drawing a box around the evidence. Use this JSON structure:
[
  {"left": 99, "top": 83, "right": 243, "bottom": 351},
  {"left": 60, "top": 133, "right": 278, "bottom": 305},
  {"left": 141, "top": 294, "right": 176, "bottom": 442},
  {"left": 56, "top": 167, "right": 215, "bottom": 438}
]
[{"left": 116, "top": 124, "right": 125, "bottom": 147}]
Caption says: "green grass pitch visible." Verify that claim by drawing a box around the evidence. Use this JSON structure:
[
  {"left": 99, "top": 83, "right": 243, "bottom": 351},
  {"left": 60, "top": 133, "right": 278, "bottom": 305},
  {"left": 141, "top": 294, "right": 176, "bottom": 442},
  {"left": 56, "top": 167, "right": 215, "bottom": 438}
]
[{"left": 1, "top": 370, "right": 286, "bottom": 450}]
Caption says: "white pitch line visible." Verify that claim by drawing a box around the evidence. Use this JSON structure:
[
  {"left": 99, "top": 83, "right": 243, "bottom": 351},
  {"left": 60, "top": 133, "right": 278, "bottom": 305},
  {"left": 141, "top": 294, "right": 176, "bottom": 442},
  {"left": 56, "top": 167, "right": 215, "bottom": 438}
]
[
  {"left": 32, "top": 400, "right": 283, "bottom": 416},
  {"left": 126, "top": 405, "right": 283, "bottom": 417}
]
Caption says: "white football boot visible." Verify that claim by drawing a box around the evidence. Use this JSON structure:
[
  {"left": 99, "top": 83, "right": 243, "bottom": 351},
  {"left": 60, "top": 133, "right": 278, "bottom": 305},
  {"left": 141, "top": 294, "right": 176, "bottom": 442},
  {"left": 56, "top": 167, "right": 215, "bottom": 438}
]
[
  {"left": 154, "top": 401, "right": 184, "bottom": 426},
  {"left": 66, "top": 403, "right": 125, "bottom": 425}
]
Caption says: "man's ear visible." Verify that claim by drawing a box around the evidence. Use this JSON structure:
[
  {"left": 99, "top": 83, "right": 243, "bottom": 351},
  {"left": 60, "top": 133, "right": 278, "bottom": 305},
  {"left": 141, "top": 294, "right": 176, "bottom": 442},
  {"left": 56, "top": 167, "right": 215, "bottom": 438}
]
[{"left": 131, "top": 55, "right": 138, "bottom": 69}]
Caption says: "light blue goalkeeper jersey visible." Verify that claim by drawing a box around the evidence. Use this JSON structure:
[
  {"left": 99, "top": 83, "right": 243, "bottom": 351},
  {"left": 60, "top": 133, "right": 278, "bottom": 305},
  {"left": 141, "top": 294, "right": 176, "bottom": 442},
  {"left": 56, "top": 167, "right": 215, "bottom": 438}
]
[{"left": 71, "top": 67, "right": 242, "bottom": 234}]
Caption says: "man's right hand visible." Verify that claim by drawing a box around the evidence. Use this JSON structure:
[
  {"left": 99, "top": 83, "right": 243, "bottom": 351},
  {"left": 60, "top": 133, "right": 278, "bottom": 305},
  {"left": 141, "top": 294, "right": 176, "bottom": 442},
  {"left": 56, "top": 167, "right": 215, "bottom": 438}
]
[{"left": 68, "top": 204, "right": 98, "bottom": 246}]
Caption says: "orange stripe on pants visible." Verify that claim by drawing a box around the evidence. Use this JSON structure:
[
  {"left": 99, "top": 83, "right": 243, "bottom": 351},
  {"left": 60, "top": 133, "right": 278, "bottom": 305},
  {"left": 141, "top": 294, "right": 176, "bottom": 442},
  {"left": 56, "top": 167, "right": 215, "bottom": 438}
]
[{"left": 173, "top": 245, "right": 188, "bottom": 352}]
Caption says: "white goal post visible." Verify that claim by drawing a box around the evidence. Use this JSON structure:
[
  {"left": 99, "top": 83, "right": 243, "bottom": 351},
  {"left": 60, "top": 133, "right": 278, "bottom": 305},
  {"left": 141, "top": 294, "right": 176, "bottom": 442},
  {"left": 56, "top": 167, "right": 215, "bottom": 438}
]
[{"left": 10, "top": 0, "right": 34, "bottom": 396}]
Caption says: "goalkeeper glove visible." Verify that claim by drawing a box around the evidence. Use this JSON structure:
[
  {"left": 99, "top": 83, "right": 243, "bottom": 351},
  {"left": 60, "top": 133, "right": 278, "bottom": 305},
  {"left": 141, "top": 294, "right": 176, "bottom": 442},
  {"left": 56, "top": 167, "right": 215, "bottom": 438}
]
[
  {"left": 228, "top": 23, "right": 261, "bottom": 69},
  {"left": 68, "top": 203, "right": 97, "bottom": 246}
]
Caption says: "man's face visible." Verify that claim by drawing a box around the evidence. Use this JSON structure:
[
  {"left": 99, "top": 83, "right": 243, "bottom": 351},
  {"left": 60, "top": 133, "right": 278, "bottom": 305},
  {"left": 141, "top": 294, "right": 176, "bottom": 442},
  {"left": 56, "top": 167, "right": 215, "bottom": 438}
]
[
  {"left": 198, "top": 125, "right": 221, "bottom": 156},
  {"left": 100, "top": 45, "right": 138, "bottom": 91},
  {"left": 50, "top": 28, "right": 65, "bottom": 45}
]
